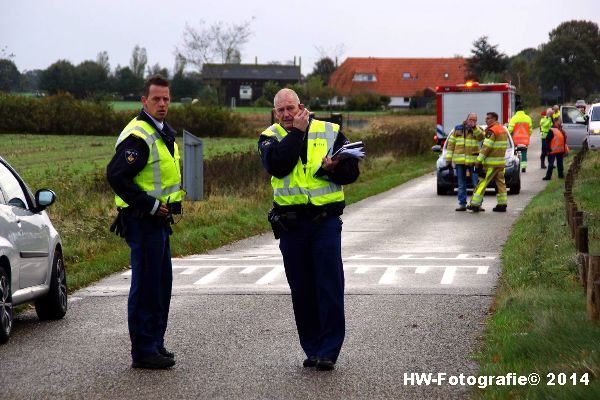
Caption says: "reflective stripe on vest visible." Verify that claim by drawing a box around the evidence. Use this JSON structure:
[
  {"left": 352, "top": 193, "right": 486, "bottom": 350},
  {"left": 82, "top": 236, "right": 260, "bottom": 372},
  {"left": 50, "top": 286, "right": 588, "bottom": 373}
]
[
  {"left": 549, "top": 128, "right": 565, "bottom": 154},
  {"left": 261, "top": 121, "right": 344, "bottom": 206},
  {"left": 114, "top": 118, "right": 184, "bottom": 207},
  {"left": 512, "top": 122, "right": 531, "bottom": 146},
  {"left": 478, "top": 124, "right": 507, "bottom": 167}
]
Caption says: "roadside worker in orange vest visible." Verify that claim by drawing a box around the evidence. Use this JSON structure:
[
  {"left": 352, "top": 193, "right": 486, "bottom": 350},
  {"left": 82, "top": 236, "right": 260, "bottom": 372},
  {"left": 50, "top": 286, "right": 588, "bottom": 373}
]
[
  {"left": 445, "top": 112, "right": 485, "bottom": 211},
  {"left": 508, "top": 104, "right": 533, "bottom": 172},
  {"left": 543, "top": 117, "right": 567, "bottom": 180},
  {"left": 467, "top": 112, "right": 508, "bottom": 213},
  {"left": 539, "top": 108, "right": 553, "bottom": 169}
]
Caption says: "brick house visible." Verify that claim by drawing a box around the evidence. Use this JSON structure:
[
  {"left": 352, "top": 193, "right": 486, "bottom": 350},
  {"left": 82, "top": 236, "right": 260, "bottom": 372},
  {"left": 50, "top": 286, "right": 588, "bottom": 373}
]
[{"left": 328, "top": 57, "right": 467, "bottom": 107}]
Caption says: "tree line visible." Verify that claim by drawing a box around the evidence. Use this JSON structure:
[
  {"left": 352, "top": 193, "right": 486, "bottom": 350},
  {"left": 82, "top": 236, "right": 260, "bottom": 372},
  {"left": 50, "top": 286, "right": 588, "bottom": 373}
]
[
  {"left": 1, "top": 19, "right": 598, "bottom": 107},
  {"left": 466, "top": 20, "right": 600, "bottom": 106}
]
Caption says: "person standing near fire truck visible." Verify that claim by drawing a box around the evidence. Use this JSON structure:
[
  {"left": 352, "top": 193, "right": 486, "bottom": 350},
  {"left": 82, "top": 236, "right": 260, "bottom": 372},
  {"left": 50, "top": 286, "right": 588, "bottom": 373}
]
[
  {"left": 467, "top": 112, "right": 508, "bottom": 213},
  {"left": 508, "top": 104, "right": 533, "bottom": 172},
  {"left": 445, "top": 112, "right": 484, "bottom": 211}
]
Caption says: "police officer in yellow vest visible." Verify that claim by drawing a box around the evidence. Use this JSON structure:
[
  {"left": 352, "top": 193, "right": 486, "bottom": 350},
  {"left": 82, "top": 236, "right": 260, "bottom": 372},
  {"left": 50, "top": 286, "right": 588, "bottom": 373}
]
[
  {"left": 258, "top": 88, "right": 359, "bottom": 371},
  {"left": 508, "top": 104, "right": 532, "bottom": 172},
  {"left": 539, "top": 108, "right": 553, "bottom": 169},
  {"left": 107, "top": 75, "right": 183, "bottom": 370},
  {"left": 467, "top": 112, "right": 508, "bottom": 212}
]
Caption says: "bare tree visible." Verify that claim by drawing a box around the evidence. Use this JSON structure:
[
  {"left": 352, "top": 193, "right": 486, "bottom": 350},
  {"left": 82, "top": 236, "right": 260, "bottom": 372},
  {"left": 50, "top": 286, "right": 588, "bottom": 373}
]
[
  {"left": 0, "top": 45, "right": 15, "bottom": 59},
  {"left": 176, "top": 19, "right": 254, "bottom": 70},
  {"left": 173, "top": 53, "right": 187, "bottom": 75},
  {"left": 315, "top": 43, "right": 346, "bottom": 66},
  {"left": 130, "top": 45, "right": 148, "bottom": 79},
  {"left": 96, "top": 51, "right": 110, "bottom": 74}
]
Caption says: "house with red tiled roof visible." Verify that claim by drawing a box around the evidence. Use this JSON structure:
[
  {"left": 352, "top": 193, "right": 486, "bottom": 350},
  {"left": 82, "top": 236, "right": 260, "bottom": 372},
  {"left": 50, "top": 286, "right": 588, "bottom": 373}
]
[{"left": 329, "top": 57, "right": 467, "bottom": 107}]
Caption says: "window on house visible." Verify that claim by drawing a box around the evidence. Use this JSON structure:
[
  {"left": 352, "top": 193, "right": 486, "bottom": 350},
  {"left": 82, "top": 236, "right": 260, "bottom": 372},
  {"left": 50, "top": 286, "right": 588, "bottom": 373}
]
[
  {"left": 353, "top": 73, "right": 377, "bottom": 82},
  {"left": 444, "top": 72, "right": 449, "bottom": 80},
  {"left": 404, "top": 97, "right": 410, "bottom": 103},
  {"left": 403, "top": 72, "right": 411, "bottom": 79}
]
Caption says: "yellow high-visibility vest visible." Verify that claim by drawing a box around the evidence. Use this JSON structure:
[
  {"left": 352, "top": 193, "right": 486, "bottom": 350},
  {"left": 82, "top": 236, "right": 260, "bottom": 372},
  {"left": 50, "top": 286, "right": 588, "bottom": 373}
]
[
  {"left": 114, "top": 118, "right": 184, "bottom": 208},
  {"left": 261, "top": 120, "right": 344, "bottom": 206}
]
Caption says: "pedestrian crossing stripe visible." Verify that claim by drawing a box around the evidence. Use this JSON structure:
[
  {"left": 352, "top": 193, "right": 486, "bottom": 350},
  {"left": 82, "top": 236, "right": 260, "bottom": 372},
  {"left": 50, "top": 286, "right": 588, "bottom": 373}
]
[{"left": 120, "top": 264, "right": 490, "bottom": 285}]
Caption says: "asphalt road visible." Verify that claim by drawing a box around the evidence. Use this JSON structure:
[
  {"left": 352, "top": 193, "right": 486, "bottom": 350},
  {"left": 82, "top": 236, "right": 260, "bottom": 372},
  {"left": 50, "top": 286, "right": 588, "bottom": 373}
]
[{"left": 1, "top": 134, "right": 548, "bottom": 399}]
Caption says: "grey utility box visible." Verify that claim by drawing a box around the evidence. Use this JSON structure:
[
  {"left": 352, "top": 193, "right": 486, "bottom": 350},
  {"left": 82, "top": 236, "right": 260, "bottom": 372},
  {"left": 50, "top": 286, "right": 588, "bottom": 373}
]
[{"left": 183, "top": 130, "right": 203, "bottom": 201}]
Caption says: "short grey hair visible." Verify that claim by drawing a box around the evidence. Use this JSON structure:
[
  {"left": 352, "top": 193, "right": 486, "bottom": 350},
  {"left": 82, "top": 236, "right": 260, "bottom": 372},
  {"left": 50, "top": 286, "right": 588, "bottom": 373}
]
[{"left": 273, "top": 88, "right": 300, "bottom": 107}]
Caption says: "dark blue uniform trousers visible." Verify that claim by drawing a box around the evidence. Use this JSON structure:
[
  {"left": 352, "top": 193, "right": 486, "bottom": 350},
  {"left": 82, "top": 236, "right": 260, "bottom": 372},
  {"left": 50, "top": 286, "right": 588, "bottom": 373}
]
[
  {"left": 124, "top": 214, "right": 173, "bottom": 360},
  {"left": 279, "top": 215, "right": 345, "bottom": 362}
]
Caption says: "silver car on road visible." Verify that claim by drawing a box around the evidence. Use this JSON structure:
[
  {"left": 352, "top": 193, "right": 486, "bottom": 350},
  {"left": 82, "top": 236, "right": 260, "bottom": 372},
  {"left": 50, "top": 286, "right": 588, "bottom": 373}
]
[
  {"left": 560, "top": 105, "right": 588, "bottom": 149},
  {"left": 0, "top": 156, "right": 67, "bottom": 343}
]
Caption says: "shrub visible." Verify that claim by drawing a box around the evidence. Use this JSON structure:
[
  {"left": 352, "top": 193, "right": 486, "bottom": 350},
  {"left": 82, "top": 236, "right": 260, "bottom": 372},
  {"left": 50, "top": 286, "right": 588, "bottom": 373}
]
[
  {"left": 364, "top": 122, "right": 432, "bottom": 157},
  {"left": 346, "top": 93, "right": 389, "bottom": 111},
  {"left": 254, "top": 96, "right": 272, "bottom": 108},
  {"left": 0, "top": 93, "right": 247, "bottom": 137},
  {"left": 168, "top": 105, "right": 247, "bottom": 137}
]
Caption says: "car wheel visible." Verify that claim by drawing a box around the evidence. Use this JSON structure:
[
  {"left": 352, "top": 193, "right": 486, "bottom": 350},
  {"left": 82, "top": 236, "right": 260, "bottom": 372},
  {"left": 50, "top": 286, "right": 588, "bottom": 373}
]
[
  {"left": 34, "top": 249, "right": 67, "bottom": 321},
  {"left": 0, "top": 268, "right": 12, "bottom": 344},
  {"left": 510, "top": 177, "right": 521, "bottom": 195},
  {"left": 509, "top": 170, "right": 521, "bottom": 195}
]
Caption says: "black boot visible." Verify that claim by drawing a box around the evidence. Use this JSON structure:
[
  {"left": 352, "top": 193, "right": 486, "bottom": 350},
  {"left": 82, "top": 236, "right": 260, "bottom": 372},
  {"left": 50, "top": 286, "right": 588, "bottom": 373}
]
[{"left": 492, "top": 204, "right": 507, "bottom": 212}]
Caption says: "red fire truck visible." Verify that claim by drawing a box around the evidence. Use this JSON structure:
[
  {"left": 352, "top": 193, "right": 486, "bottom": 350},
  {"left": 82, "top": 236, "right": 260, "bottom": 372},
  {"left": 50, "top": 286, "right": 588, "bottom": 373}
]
[{"left": 434, "top": 81, "right": 517, "bottom": 145}]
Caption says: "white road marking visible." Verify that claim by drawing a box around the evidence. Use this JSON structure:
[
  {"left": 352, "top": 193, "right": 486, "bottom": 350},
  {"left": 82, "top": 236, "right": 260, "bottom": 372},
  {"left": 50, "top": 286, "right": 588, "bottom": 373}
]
[
  {"left": 194, "top": 267, "right": 229, "bottom": 285},
  {"left": 441, "top": 266, "right": 457, "bottom": 285},
  {"left": 240, "top": 266, "right": 259, "bottom": 274},
  {"left": 255, "top": 267, "right": 283, "bottom": 285},
  {"left": 477, "top": 266, "right": 489, "bottom": 274},
  {"left": 68, "top": 296, "right": 83, "bottom": 303},
  {"left": 378, "top": 267, "right": 399, "bottom": 284},
  {"left": 116, "top": 254, "right": 493, "bottom": 287}
]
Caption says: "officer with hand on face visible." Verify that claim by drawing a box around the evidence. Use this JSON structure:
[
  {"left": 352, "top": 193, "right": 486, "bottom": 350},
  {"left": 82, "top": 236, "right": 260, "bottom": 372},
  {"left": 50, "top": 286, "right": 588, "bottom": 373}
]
[
  {"left": 258, "top": 88, "right": 359, "bottom": 371},
  {"left": 106, "top": 75, "right": 184, "bottom": 370}
]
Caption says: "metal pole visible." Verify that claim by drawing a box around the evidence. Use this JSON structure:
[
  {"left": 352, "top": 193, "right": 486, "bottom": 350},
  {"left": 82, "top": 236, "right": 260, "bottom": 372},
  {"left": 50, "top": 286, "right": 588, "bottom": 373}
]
[{"left": 183, "top": 130, "right": 203, "bottom": 201}]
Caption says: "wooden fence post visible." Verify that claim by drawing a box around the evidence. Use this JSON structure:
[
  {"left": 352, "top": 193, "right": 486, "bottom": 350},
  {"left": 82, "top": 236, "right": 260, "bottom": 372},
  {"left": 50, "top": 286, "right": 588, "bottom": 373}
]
[
  {"left": 587, "top": 255, "right": 600, "bottom": 320},
  {"left": 578, "top": 253, "right": 588, "bottom": 291},
  {"left": 576, "top": 225, "right": 589, "bottom": 254},
  {"left": 573, "top": 211, "right": 584, "bottom": 237}
]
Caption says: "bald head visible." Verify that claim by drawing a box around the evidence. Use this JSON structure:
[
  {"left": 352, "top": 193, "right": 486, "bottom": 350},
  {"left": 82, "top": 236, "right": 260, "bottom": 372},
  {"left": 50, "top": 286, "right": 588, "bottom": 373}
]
[
  {"left": 273, "top": 88, "right": 304, "bottom": 129},
  {"left": 274, "top": 88, "right": 300, "bottom": 107},
  {"left": 465, "top": 112, "right": 478, "bottom": 128}
]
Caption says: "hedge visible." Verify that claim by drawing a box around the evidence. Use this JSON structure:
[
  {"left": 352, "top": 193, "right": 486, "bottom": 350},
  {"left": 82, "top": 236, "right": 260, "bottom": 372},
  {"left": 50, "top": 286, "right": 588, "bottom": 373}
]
[
  {"left": 202, "top": 121, "right": 433, "bottom": 197},
  {"left": 0, "top": 93, "right": 247, "bottom": 137}
]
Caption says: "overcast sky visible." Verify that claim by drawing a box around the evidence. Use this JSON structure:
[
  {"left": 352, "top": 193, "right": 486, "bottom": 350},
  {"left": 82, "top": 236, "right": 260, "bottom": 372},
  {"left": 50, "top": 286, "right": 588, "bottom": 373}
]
[{"left": 1, "top": 0, "right": 597, "bottom": 76}]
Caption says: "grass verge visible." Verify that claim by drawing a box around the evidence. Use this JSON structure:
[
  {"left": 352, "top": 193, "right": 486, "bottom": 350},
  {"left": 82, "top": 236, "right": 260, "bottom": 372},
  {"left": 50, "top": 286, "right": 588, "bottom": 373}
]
[{"left": 474, "top": 150, "right": 600, "bottom": 399}]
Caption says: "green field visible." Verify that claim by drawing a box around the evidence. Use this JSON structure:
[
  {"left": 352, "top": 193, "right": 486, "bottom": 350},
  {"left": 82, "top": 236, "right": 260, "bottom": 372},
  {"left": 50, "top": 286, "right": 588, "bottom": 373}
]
[{"left": 1, "top": 134, "right": 257, "bottom": 183}]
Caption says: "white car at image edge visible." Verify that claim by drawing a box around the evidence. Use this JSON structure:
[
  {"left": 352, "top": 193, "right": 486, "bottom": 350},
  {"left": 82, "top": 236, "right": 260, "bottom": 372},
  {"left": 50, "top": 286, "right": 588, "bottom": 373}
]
[
  {"left": 586, "top": 103, "right": 600, "bottom": 150},
  {"left": 0, "top": 156, "right": 67, "bottom": 344}
]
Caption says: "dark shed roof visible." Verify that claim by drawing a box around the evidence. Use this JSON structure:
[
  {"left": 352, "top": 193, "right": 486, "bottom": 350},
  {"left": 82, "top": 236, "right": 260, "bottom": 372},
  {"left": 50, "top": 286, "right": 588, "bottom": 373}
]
[{"left": 201, "top": 64, "right": 301, "bottom": 80}]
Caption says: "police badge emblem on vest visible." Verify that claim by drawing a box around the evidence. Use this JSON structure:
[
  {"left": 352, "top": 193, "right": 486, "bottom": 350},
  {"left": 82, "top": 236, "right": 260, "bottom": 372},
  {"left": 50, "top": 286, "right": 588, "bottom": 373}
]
[{"left": 125, "top": 149, "right": 139, "bottom": 164}]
